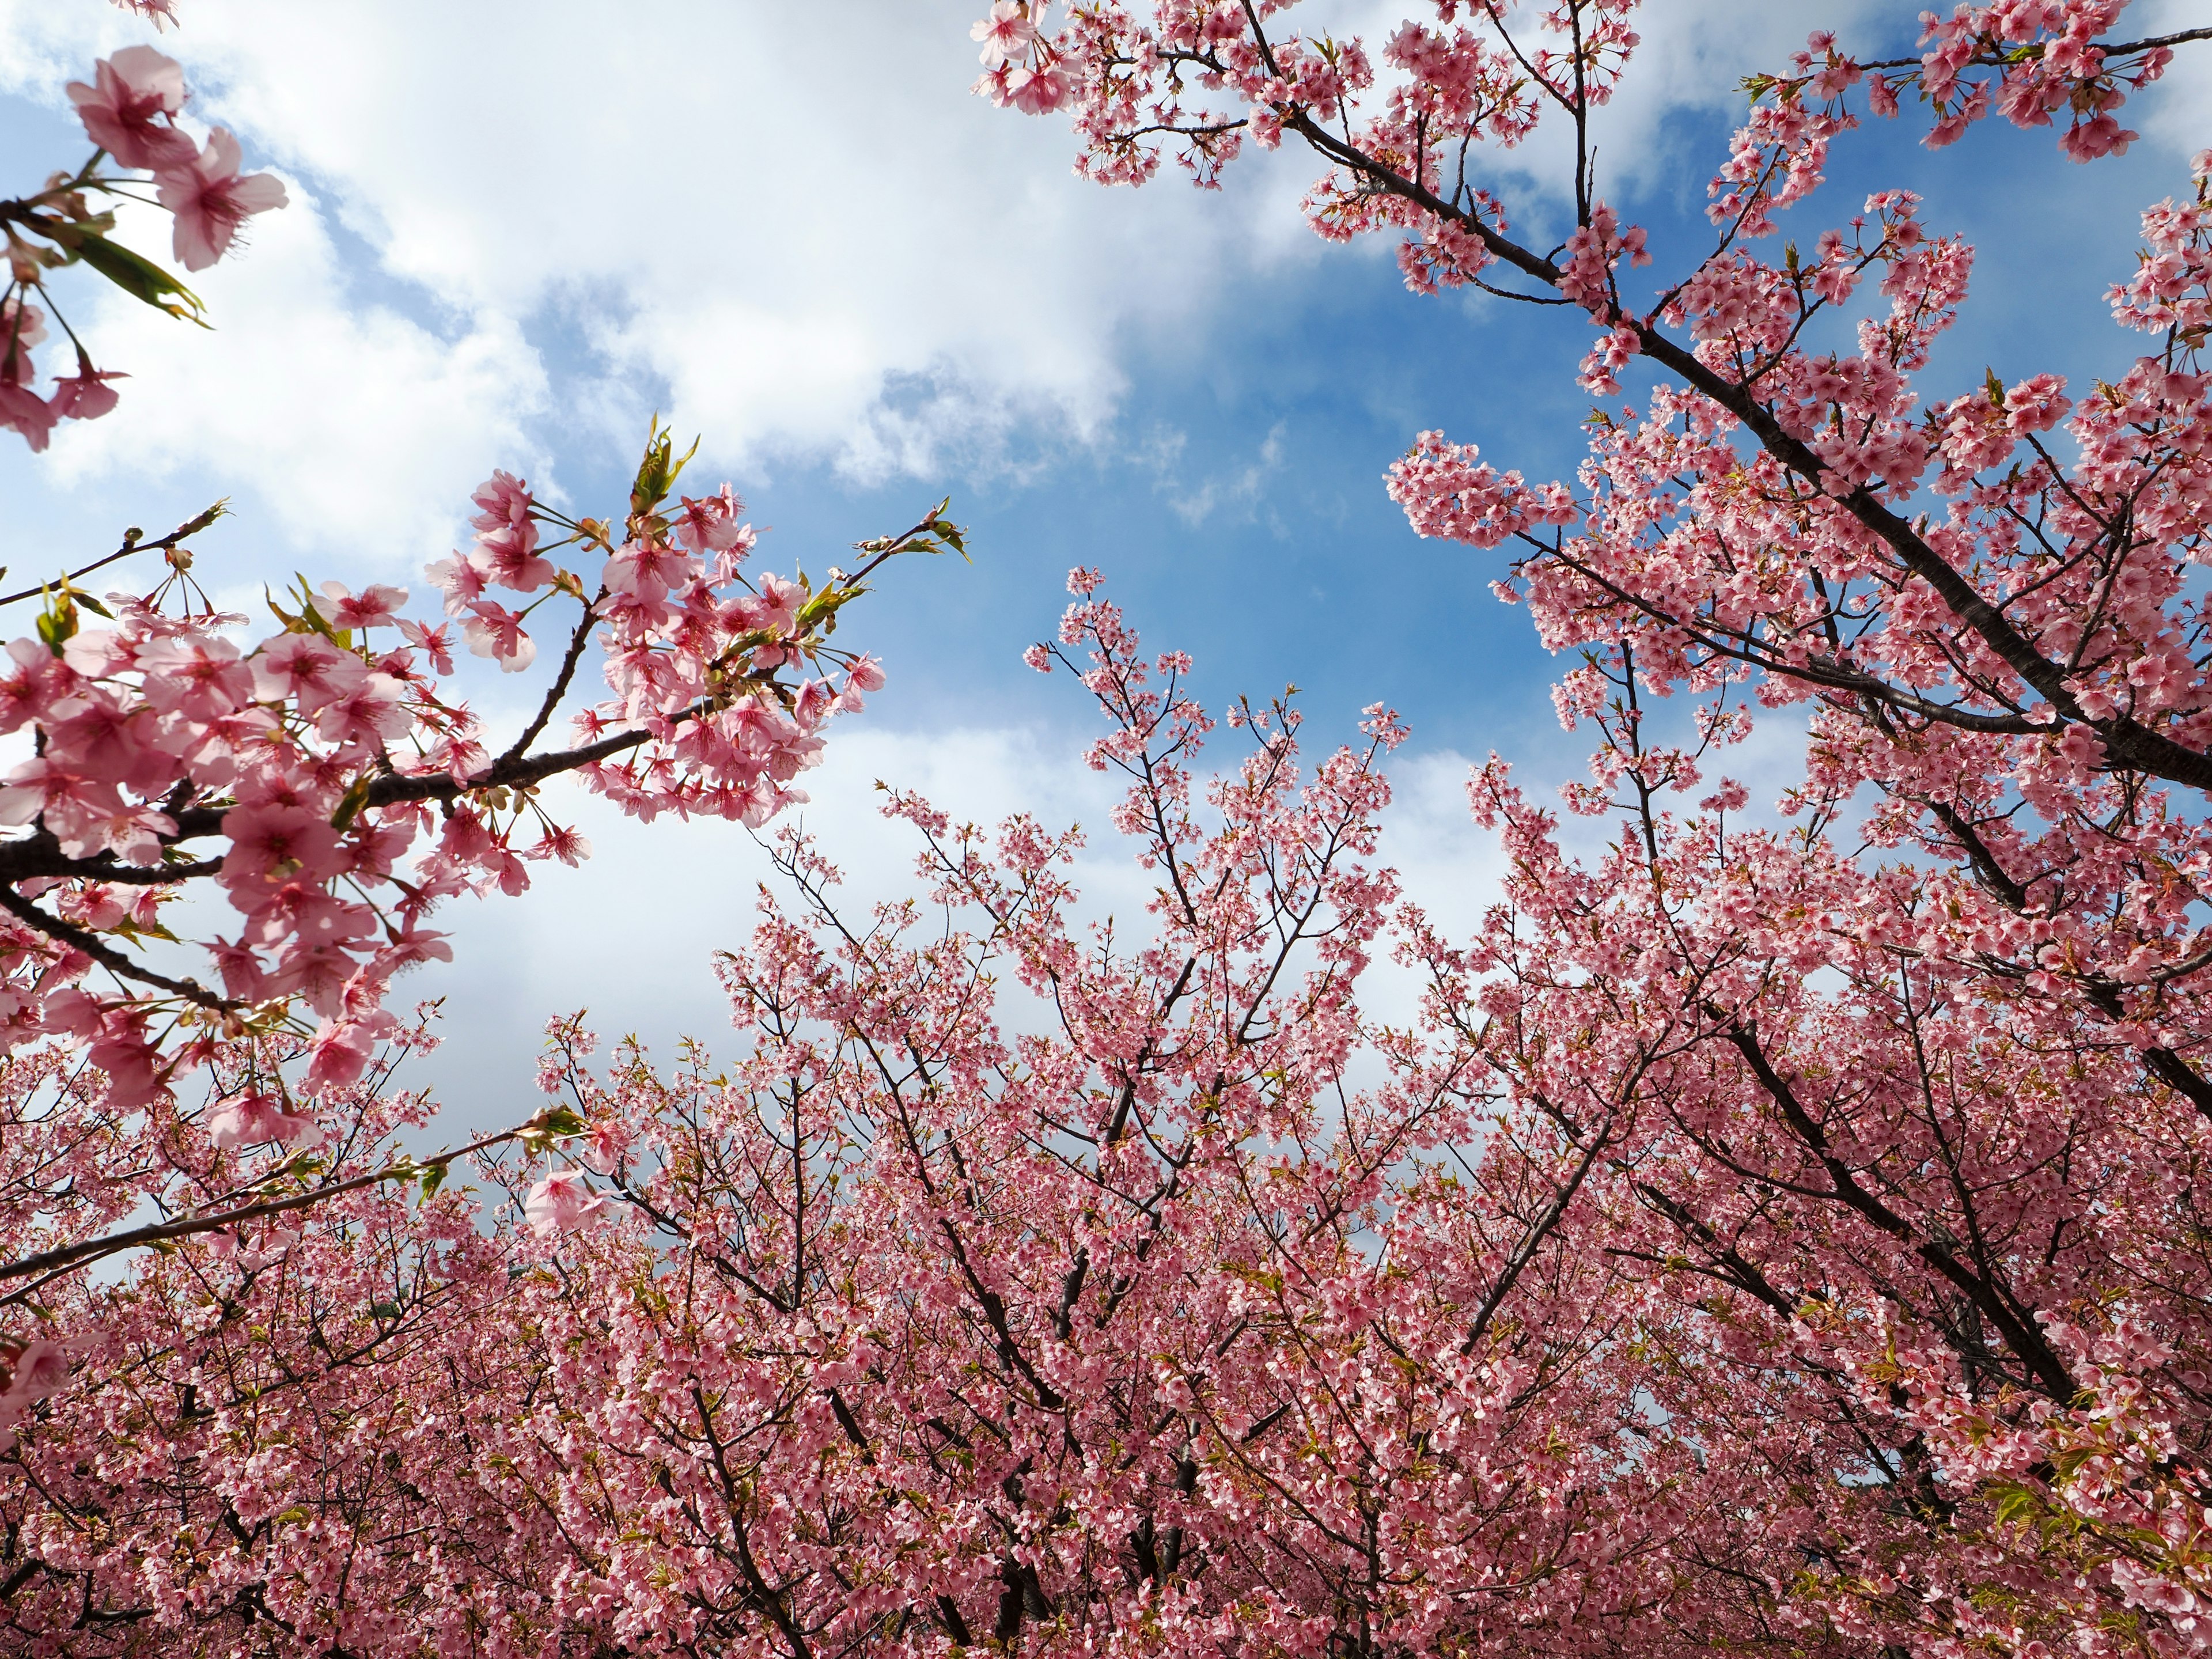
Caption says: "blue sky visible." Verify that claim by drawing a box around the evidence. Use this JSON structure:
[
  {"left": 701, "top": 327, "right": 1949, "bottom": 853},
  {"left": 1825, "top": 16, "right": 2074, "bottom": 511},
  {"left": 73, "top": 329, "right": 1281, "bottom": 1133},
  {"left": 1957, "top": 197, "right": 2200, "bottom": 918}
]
[{"left": 1, "top": 1, "right": 2206, "bottom": 1123}]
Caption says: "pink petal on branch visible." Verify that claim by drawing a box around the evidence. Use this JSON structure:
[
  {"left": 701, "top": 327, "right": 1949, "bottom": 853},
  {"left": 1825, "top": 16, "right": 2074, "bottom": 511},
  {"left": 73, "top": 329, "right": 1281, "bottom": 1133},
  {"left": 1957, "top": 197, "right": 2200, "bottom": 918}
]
[
  {"left": 66, "top": 46, "right": 196, "bottom": 172},
  {"left": 155, "top": 128, "right": 287, "bottom": 272},
  {"left": 205, "top": 1092, "right": 324, "bottom": 1153},
  {"left": 524, "top": 1169, "right": 608, "bottom": 1237}
]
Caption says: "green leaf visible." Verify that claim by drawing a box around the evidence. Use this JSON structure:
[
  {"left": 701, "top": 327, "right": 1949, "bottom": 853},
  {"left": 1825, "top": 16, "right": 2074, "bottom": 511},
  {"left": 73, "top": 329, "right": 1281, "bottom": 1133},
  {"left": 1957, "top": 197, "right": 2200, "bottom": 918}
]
[
  {"left": 630, "top": 416, "right": 702, "bottom": 517},
  {"left": 368, "top": 1301, "right": 402, "bottom": 1320},
  {"left": 796, "top": 585, "right": 863, "bottom": 633},
  {"left": 72, "top": 232, "right": 209, "bottom": 327},
  {"left": 330, "top": 774, "right": 374, "bottom": 832},
  {"left": 291, "top": 574, "right": 350, "bottom": 647},
  {"left": 1989, "top": 1482, "right": 2040, "bottom": 1529},
  {"left": 35, "top": 588, "right": 77, "bottom": 655}
]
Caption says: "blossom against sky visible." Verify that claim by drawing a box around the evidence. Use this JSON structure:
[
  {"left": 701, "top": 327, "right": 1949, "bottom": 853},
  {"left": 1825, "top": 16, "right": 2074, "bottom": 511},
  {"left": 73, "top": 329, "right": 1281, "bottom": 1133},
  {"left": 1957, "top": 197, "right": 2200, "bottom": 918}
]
[{"left": 1, "top": 0, "right": 2205, "bottom": 1111}]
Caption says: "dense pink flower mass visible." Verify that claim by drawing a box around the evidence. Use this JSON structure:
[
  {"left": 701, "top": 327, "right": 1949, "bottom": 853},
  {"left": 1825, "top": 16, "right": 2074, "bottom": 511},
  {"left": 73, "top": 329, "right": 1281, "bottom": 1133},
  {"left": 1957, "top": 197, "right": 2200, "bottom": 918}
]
[
  {"left": 4, "top": 433, "right": 942, "bottom": 1108},
  {"left": 5, "top": 1, "right": 2212, "bottom": 1654},
  {"left": 0, "top": 423, "right": 951, "bottom": 1388},
  {"left": 939, "top": 1, "right": 2212, "bottom": 1652}
]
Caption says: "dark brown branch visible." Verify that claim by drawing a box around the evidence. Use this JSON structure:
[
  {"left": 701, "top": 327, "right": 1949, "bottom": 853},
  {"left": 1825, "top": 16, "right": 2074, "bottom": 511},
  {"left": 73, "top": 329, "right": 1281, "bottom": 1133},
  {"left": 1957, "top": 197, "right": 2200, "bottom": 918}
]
[
  {"left": 1853, "top": 26, "right": 2212, "bottom": 73},
  {"left": 1716, "top": 1017, "right": 2080, "bottom": 1402},
  {"left": 0, "top": 1122, "right": 529, "bottom": 1289},
  {"left": 0, "top": 504, "right": 224, "bottom": 608},
  {"left": 0, "top": 881, "right": 229, "bottom": 1010},
  {"left": 497, "top": 588, "right": 606, "bottom": 766}
]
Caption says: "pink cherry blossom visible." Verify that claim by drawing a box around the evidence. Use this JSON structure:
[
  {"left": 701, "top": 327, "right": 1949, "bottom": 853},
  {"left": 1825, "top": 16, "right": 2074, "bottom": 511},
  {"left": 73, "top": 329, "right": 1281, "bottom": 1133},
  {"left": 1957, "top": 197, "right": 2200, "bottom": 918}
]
[
  {"left": 522, "top": 1169, "right": 607, "bottom": 1236},
  {"left": 461, "top": 600, "right": 536, "bottom": 672},
  {"left": 0, "top": 1335, "right": 75, "bottom": 1431},
  {"left": 972, "top": 0, "right": 1037, "bottom": 67},
  {"left": 154, "top": 127, "right": 287, "bottom": 272},
  {"left": 672, "top": 484, "right": 747, "bottom": 554},
  {"left": 65, "top": 46, "right": 196, "bottom": 172},
  {"left": 395, "top": 616, "right": 456, "bottom": 674},
  {"left": 46, "top": 365, "right": 124, "bottom": 423},
  {"left": 319, "top": 582, "right": 408, "bottom": 631},
  {"left": 251, "top": 631, "right": 365, "bottom": 713},
  {"left": 204, "top": 1090, "right": 324, "bottom": 1152}
]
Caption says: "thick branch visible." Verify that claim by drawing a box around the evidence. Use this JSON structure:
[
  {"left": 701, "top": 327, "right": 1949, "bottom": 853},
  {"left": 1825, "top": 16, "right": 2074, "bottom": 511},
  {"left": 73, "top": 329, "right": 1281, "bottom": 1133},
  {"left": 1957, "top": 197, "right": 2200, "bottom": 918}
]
[
  {"left": 1278, "top": 105, "right": 2212, "bottom": 796},
  {"left": 1717, "top": 1018, "right": 2079, "bottom": 1402}
]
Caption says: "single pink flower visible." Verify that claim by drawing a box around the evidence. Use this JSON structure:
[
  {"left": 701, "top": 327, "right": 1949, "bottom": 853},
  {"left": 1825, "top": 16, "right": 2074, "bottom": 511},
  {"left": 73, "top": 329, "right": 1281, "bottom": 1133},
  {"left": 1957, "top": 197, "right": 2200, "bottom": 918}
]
[
  {"left": 425, "top": 550, "right": 493, "bottom": 616},
  {"left": 478, "top": 522, "right": 554, "bottom": 593},
  {"left": 155, "top": 128, "right": 287, "bottom": 272},
  {"left": 67, "top": 46, "right": 196, "bottom": 172},
  {"left": 754, "top": 573, "right": 804, "bottom": 634},
  {"left": 673, "top": 486, "right": 747, "bottom": 554},
  {"left": 524, "top": 1169, "right": 608, "bottom": 1237},
  {"left": 252, "top": 632, "right": 365, "bottom": 714},
  {"left": 0, "top": 384, "right": 55, "bottom": 453},
  {"left": 303, "top": 1010, "right": 393, "bottom": 1094},
  {"left": 468, "top": 469, "right": 533, "bottom": 535},
  {"left": 48, "top": 365, "right": 125, "bottom": 423},
  {"left": 320, "top": 582, "right": 409, "bottom": 630},
  {"left": 576, "top": 1120, "right": 624, "bottom": 1176},
  {"left": 396, "top": 617, "right": 456, "bottom": 675},
  {"left": 972, "top": 1, "right": 1037, "bottom": 68},
  {"left": 463, "top": 601, "right": 536, "bottom": 673},
  {"left": 604, "top": 540, "right": 695, "bottom": 601},
  {"left": 219, "top": 801, "right": 343, "bottom": 892},
  {"left": 0, "top": 1335, "right": 75, "bottom": 1429},
  {"left": 313, "top": 672, "right": 410, "bottom": 748},
  {"left": 1006, "top": 62, "right": 1071, "bottom": 115},
  {"left": 128, "top": 634, "right": 255, "bottom": 718},
  {"left": 529, "top": 823, "right": 592, "bottom": 867},
  {"left": 205, "top": 1091, "right": 324, "bottom": 1153}
]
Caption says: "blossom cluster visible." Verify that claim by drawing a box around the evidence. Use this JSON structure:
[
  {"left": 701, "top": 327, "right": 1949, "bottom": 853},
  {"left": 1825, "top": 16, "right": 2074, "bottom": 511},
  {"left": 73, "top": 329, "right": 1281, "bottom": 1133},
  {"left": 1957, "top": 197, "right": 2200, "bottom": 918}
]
[
  {"left": 0, "top": 429, "right": 923, "bottom": 1147},
  {"left": 7, "top": 564, "right": 2210, "bottom": 1656},
  {"left": 3, "top": 44, "right": 285, "bottom": 449},
  {"left": 968, "top": 2, "right": 2212, "bottom": 1652}
]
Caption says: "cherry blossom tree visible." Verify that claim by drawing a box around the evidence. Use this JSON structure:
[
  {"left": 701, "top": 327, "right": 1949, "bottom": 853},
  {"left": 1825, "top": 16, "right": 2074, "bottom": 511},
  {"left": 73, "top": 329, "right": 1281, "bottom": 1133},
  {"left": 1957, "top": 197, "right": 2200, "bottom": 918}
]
[
  {"left": 7, "top": 2, "right": 2212, "bottom": 1654},
  {"left": 0, "top": 415, "right": 959, "bottom": 1320},
  {"left": 0, "top": 579, "right": 1732, "bottom": 1655},
  {"left": 951, "top": 0, "right": 2212, "bottom": 1654}
]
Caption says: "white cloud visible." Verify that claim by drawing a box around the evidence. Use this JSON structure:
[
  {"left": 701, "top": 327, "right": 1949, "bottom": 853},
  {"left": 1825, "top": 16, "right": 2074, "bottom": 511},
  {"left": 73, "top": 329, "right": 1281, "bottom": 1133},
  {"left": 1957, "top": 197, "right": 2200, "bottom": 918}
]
[
  {"left": 2137, "top": 0, "right": 2212, "bottom": 169},
  {"left": 1150, "top": 418, "right": 1287, "bottom": 525},
  {"left": 40, "top": 186, "right": 550, "bottom": 579},
  {"left": 0, "top": 0, "right": 1945, "bottom": 545},
  {"left": 1, "top": 0, "right": 1325, "bottom": 504},
  {"left": 404, "top": 721, "right": 1146, "bottom": 1127}
]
